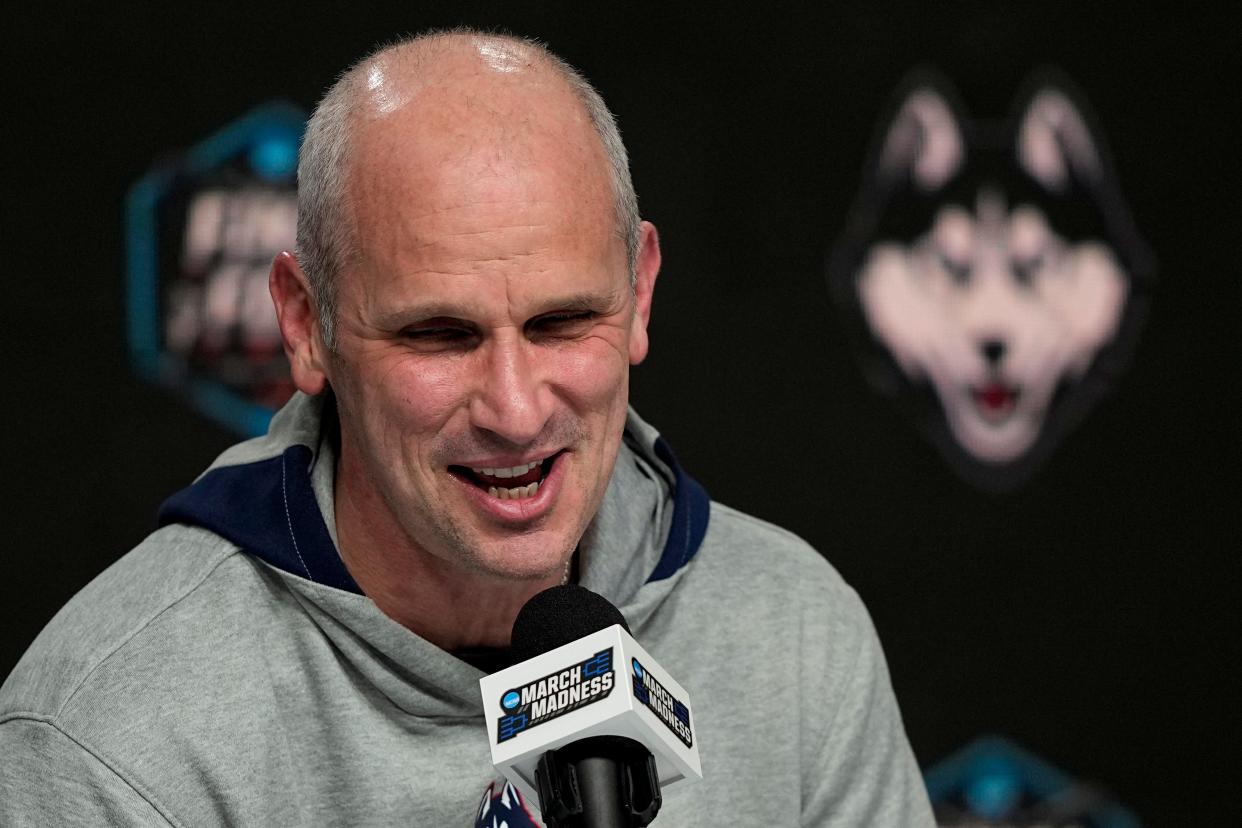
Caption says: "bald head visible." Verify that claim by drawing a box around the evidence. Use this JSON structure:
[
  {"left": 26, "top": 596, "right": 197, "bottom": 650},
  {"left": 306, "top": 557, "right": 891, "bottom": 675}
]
[{"left": 295, "top": 30, "right": 641, "bottom": 349}]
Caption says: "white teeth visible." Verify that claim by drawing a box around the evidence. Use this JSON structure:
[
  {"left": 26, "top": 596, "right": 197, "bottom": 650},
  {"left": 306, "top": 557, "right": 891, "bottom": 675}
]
[
  {"left": 471, "top": 460, "right": 541, "bottom": 478},
  {"left": 486, "top": 481, "right": 540, "bottom": 500},
  {"left": 471, "top": 459, "right": 547, "bottom": 501}
]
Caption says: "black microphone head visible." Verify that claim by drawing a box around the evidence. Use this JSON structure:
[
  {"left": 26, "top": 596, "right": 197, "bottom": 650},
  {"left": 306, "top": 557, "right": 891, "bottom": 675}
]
[{"left": 510, "top": 585, "right": 630, "bottom": 664}]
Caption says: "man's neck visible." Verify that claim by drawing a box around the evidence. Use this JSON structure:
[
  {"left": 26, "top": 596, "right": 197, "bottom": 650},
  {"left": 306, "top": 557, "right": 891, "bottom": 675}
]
[{"left": 333, "top": 466, "right": 566, "bottom": 652}]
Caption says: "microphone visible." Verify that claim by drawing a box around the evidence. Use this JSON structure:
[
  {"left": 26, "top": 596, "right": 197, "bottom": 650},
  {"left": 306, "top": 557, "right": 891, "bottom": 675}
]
[{"left": 479, "top": 585, "right": 702, "bottom": 827}]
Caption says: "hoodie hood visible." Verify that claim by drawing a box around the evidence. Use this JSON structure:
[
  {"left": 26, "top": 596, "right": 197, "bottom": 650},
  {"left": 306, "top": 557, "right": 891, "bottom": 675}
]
[{"left": 158, "top": 392, "right": 709, "bottom": 630}]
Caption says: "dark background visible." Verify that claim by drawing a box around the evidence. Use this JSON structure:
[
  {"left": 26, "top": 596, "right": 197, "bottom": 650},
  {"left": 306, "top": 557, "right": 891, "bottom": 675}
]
[{"left": 6, "top": 2, "right": 1239, "bottom": 823}]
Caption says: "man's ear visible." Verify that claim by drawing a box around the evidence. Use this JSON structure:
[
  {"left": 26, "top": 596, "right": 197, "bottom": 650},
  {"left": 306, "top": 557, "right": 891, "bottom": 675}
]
[
  {"left": 628, "top": 220, "right": 661, "bottom": 365},
  {"left": 269, "top": 251, "right": 329, "bottom": 395}
]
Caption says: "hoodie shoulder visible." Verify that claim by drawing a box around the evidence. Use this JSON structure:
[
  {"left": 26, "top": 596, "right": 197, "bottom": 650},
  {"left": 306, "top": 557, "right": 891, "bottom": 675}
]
[
  {"left": 704, "top": 501, "right": 858, "bottom": 600},
  {"left": 0, "top": 525, "right": 242, "bottom": 720},
  {"left": 680, "top": 499, "right": 880, "bottom": 656}
]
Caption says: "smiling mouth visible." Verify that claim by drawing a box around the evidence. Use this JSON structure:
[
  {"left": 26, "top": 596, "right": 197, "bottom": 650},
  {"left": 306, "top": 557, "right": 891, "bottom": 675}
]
[{"left": 448, "top": 453, "right": 561, "bottom": 500}]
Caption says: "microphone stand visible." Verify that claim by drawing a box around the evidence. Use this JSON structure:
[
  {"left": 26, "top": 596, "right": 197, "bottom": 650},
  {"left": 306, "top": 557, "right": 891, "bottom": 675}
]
[{"left": 535, "top": 735, "right": 662, "bottom": 828}]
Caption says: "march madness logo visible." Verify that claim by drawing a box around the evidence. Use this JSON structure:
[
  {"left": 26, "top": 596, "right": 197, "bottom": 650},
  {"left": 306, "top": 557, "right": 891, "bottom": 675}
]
[
  {"left": 829, "top": 69, "right": 1152, "bottom": 490},
  {"left": 496, "top": 649, "right": 615, "bottom": 743},
  {"left": 631, "top": 658, "right": 693, "bottom": 748}
]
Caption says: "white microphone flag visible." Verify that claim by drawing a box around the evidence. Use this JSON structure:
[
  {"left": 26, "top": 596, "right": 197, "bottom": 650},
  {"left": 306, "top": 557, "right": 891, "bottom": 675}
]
[{"left": 479, "top": 624, "right": 702, "bottom": 806}]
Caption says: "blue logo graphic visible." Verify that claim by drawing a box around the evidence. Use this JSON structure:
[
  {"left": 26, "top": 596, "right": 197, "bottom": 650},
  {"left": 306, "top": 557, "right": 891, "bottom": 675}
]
[
  {"left": 583, "top": 650, "right": 612, "bottom": 678},
  {"left": 631, "top": 658, "right": 643, "bottom": 679},
  {"left": 497, "top": 712, "right": 528, "bottom": 742},
  {"left": 125, "top": 101, "right": 307, "bottom": 437},
  {"left": 501, "top": 690, "right": 520, "bottom": 711},
  {"left": 924, "top": 736, "right": 1140, "bottom": 827},
  {"left": 248, "top": 125, "right": 301, "bottom": 180}
]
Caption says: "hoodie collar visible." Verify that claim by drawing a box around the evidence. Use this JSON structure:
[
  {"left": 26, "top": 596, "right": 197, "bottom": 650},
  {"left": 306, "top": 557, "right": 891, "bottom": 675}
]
[{"left": 158, "top": 392, "right": 708, "bottom": 611}]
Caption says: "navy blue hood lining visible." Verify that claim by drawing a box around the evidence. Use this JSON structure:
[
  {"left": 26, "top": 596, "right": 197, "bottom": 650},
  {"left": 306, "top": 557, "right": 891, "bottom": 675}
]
[
  {"left": 158, "top": 438, "right": 708, "bottom": 594},
  {"left": 647, "top": 437, "right": 710, "bottom": 583},
  {"left": 159, "top": 445, "right": 361, "bottom": 593}
]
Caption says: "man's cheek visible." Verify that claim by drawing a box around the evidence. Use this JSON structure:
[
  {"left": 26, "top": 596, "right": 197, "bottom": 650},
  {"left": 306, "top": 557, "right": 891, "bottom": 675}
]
[
  {"left": 386, "top": 359, "right": 466, "bottom": 423},
  {"left": 553, "top": 339, "right": 629, "bottom": 390}
]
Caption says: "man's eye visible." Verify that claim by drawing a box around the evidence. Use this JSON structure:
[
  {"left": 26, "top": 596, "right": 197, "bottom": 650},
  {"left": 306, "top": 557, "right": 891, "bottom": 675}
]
[
  {"left": 405, "top": 327, "right": 470, "bottom": 339},
  {"left": 401, "top": 327, "right": 476, "bottom": 348},
  {"left": 528, "top": 312, "right": 597, "bottom": 337}
]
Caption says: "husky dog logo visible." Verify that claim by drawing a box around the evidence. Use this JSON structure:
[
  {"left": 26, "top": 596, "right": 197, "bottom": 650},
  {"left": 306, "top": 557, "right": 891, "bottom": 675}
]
[{"left": 829, "top": 69, "right": 1152, "bottom": 489}]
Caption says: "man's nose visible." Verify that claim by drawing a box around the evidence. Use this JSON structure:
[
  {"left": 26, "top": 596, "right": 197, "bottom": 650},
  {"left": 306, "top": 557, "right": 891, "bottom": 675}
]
[{"left": 469, "top": 335, "right": 551, "bottom": 446}]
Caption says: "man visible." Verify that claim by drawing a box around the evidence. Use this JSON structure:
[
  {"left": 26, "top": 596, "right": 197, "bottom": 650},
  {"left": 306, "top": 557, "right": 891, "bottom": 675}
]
[{"left": 1, "top": 31, "right": 934, "bottom": 826}]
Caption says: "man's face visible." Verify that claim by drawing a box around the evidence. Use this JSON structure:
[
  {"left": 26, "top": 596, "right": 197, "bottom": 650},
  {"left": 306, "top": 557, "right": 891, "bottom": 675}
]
[{"left": 324, "top": 87, "right": 654, "bottom": 582}]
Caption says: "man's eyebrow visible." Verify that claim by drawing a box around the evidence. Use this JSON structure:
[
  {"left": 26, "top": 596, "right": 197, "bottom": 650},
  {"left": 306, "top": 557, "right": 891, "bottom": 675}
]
[
  {"left": 529, "top": 290, "right": 627, "bottom": 314},
  {"left": 374, "top": 302, "right": 486, "bottom": 329},
  {"left": 374, "top": 290, "right": 627, "bottom": 328}
]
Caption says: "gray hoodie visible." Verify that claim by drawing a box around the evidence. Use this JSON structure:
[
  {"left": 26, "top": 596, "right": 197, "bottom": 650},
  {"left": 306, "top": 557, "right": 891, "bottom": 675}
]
[{"left": 0, "top": 393, "right": 934, "bottom": 826}]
